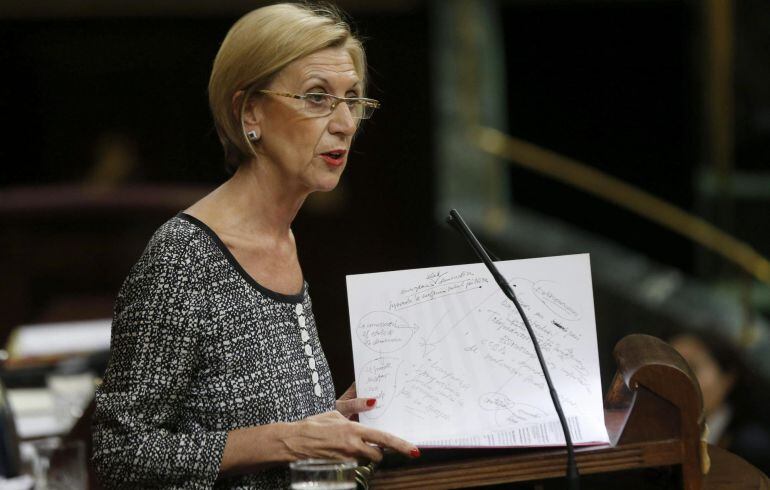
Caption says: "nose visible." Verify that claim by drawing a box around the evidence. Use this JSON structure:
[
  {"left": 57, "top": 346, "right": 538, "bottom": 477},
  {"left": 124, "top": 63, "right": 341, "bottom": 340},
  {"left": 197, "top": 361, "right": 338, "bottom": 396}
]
[{"left": 328, "top": 102, "right": 357, "bottom": 136}]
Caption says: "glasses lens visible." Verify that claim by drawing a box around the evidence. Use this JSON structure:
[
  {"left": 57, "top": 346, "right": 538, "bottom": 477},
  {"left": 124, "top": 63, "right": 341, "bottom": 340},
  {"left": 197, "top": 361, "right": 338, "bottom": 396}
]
[
  {"left": 345, "top": 101, "right": 364, "bottom": 120},
  {"left": 359, "top": 103, "right": 377, "bottom": 120},
  {"left": 303, "top": 94, "right": 332, "bottom": 115},
  {"left": 301, "top": 94, "right": 378, "bottom": 120}
]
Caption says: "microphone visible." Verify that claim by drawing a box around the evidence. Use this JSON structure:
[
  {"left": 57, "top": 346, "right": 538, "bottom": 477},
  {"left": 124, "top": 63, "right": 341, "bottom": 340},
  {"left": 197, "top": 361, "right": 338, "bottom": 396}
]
[{"left": 446, "top": 208, "right": 580, "bottom": 490}]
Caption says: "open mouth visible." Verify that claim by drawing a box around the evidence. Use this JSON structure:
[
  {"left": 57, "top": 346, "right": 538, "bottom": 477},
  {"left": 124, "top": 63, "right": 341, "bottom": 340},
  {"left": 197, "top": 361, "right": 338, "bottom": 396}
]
[{"left": 320, "top": 150, "right": 346, "bottom": 166}]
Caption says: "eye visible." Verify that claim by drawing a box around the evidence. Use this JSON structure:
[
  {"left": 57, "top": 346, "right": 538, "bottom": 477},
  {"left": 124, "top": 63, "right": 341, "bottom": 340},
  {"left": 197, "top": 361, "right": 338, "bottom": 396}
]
[{"left": 305, "top": 93, "right": 328, "bottom": 106}]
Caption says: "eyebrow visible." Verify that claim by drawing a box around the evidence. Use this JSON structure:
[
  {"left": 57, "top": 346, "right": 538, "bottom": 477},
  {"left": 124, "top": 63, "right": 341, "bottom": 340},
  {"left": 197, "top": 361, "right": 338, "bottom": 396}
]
[{"left": 303, "top": 76, "right": 362, "bottom": 93}]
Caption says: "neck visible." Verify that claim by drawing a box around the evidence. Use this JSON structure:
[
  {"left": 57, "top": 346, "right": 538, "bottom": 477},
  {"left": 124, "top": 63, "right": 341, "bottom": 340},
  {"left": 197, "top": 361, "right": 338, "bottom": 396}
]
[{"left": 200, "top": 159, "right": 310, "bottom": 240}]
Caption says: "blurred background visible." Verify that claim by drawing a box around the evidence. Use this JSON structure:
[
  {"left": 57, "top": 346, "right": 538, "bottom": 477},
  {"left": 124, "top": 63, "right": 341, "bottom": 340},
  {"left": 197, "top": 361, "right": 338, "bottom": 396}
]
[{"left": 0, "top": 0, "right": 769, "bottom": 485}]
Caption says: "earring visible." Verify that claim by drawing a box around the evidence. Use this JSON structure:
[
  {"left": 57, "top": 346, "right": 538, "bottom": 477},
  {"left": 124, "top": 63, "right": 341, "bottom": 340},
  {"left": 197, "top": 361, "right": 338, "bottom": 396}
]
[{"left": 247, "top": 130, "right": 259, "bottom": 142}]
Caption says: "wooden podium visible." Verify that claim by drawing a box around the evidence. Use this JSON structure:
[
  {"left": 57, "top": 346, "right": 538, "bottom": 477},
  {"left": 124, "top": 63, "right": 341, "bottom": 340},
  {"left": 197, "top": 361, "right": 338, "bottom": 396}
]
[{"left": 366, "top": 334, "right": 767, "bottom": 489}]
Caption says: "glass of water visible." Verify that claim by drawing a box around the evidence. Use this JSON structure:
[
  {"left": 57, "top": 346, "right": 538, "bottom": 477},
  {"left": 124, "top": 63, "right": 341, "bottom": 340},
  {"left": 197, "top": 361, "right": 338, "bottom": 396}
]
[
  {"left": 22, "top": 437, "right": 87, "bottom": 489},
  {"left": 289, "top": 459, "right": 357, "bottom": 489}
]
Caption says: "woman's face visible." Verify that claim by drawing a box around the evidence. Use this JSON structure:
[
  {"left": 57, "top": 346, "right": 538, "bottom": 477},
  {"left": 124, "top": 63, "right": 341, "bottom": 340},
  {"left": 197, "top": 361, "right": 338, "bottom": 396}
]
[{"left": 246, "top": 47, "right": 361, "bottom": 193}]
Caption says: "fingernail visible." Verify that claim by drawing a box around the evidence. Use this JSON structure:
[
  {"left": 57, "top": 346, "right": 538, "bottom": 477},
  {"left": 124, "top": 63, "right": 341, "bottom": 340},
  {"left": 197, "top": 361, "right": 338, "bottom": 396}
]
[
  {"left": 366, "top": 398, "right": 377, "bottom": 407},
  {"left": 410, "top": 448, "right": 421, "bottom": 458}
]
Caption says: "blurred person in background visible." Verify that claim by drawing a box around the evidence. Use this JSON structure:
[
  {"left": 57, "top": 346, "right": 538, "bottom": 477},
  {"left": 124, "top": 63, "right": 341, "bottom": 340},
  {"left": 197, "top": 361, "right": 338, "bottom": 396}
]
[
  {"left": 92, "top": 4, "right": 418, "bottom": 488},
  {"left": 670, "top": 332, "right": 770, "bottom": 474}
]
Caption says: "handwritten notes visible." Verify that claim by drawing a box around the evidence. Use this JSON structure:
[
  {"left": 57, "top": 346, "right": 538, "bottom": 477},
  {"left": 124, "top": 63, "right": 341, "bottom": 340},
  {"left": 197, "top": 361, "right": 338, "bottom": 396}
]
[{"left": 346, "top": 254, "right": 609, "bottom": 447}]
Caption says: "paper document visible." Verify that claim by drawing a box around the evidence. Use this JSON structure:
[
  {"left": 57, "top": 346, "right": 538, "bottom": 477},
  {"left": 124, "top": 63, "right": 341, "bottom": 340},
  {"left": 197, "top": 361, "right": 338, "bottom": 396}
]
[{"left": 346, "top": 254, "right": 609, "bottom": 447}]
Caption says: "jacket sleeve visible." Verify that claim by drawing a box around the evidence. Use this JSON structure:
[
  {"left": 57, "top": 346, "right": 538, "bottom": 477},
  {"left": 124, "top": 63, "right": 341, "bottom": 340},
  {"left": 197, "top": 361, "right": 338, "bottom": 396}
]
[{"left": 92, "top": 238, "right": 227, "bottom": 489}]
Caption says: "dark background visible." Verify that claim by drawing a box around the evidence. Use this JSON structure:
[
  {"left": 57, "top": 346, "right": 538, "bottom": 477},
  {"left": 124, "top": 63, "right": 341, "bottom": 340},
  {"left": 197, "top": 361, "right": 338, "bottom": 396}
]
[{"left": 503, "top": 1, "right": 698, "bottom": 271}]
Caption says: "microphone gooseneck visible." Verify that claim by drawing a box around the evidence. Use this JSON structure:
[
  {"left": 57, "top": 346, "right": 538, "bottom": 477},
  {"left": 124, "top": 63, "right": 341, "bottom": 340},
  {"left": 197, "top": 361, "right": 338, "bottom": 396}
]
[{"left": 446, "top": 208, "right": 580, "bottom": 490}]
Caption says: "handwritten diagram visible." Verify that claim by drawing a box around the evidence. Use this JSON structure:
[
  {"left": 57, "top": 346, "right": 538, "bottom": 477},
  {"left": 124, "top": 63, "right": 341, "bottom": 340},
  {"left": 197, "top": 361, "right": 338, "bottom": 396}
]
[{"left": 346, "top": 254, "right": 609, "bottom": 447}]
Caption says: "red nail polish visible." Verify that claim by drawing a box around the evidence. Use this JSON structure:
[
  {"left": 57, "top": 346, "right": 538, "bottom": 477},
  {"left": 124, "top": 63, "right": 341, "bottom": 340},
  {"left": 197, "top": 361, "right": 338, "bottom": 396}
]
[
  {"left": 366, "top": 398, "right": 377, "bottom": 407},
  {"left": 410, "top": 448, "right": 421, "bottom": 458}
]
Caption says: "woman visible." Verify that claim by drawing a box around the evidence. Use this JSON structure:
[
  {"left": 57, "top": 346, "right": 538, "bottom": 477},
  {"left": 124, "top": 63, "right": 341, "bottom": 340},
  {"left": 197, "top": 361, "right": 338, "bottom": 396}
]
[{"left": 92, "top": 4, "right": 418, "bottom": 488}]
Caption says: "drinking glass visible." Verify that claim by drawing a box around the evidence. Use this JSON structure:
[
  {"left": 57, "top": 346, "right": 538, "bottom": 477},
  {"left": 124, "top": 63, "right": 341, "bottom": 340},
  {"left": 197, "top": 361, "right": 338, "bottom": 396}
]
[
  {"left": 26, "top": 437, "right": 86, "bottom": 490},
  {"left": 289, "top": 459, "right": 357, "bottom": 490}
]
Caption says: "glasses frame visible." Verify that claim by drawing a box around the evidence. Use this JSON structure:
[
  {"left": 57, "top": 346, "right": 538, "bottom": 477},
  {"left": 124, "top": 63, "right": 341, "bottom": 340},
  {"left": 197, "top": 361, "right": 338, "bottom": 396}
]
[{"left": 257, "top": 89, "right": 381, "bottom": 120}]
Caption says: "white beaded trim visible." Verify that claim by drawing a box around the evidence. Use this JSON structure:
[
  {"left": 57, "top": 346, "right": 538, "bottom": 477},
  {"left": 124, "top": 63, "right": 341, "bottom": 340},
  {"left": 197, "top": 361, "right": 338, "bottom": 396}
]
[{"left": 296, "top": 303, "right": 322, "bottom": 397}]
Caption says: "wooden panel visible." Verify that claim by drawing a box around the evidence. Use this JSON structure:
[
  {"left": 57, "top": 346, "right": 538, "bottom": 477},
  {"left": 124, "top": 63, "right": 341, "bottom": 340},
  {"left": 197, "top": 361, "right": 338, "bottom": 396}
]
[{"left": 371, "top": 440, "right": 685, "bottom": 489}]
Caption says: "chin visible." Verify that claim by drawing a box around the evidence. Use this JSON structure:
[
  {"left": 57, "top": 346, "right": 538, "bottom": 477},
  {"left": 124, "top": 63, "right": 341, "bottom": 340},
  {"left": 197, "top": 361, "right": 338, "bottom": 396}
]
[
  {"left": 311, "top": 175, "right": 342, "bottom": 193},
  {"left": 303, "top": 163, "right": 345, "bottom": 193},
  {"left": 316, "top": 181, "right": 341, "bottom": 193}
]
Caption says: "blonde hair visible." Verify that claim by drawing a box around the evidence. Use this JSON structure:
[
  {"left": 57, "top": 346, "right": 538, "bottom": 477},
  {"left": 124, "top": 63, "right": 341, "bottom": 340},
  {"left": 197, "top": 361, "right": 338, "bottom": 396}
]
[{"left": 208, "top": 2, "right": 367, "bottom": 173}]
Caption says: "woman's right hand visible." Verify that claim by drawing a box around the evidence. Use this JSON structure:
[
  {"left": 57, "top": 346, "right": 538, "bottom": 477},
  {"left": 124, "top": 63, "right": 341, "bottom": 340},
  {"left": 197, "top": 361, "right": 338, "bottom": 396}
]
[
  {"left": 285, "top": 410, "right": 420, "bottom": 463},
  {"left": 220, "top": 411, "right": 419, "bottom": 476}
]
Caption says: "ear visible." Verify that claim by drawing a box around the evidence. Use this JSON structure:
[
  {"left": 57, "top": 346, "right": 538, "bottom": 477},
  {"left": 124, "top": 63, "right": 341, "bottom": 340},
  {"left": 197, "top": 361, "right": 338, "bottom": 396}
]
[{"left": 232, "top": 90, "right": 262, "bottom": 140}]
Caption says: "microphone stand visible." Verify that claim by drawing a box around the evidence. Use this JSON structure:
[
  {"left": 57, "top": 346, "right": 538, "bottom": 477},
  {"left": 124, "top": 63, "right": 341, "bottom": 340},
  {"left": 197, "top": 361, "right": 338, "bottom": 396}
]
[{"left": 446, "top": 208, "right": 580, "bottom": 490}]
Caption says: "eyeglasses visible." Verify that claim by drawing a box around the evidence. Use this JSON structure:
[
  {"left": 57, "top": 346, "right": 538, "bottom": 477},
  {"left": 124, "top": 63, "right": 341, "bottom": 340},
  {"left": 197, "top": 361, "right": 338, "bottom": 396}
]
[{"left": 258, "top": 90, "right": 380, "bottom": 120}]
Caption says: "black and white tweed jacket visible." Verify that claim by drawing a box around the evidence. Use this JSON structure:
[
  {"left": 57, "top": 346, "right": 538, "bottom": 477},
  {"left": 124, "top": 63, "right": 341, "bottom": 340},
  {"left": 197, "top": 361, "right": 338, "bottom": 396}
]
[{"left": 93, "top": 213, "right": 336, "bottom": 489}]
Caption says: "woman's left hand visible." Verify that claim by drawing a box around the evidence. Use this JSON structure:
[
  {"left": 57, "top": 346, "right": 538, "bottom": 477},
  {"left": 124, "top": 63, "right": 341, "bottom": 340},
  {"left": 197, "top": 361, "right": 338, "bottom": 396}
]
[{"left": 335, "top": 382, "right": 376, "bottom": 420}]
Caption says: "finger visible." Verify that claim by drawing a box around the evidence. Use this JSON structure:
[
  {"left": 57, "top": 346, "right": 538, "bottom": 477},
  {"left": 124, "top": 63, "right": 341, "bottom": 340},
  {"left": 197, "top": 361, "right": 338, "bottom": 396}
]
[
  {"left": 355, "top": 441, "right": 383, "bottom": 463},
  {"left": 336, "top": 397, "right": 377, "bottom": 419},
  {"left": 345, "top": 381, "right": 357, "bottom": 398},
  {"left": 335, "top": 399, "right": 353, "bottom": 418},
  {"left": 335, "top": 399, "right": 354, "bottom": 418},
  {"left": 358, "top": 426, "right": 419, "bottom": 458},
  {"left": 337, "top": 382, "right": 357, "bottom": 402}
]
